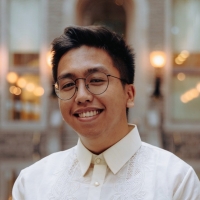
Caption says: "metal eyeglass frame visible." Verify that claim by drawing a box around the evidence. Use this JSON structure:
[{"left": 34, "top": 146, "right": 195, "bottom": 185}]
[{"left": 54, "top": 72, "right": 127, "bottom": 101}]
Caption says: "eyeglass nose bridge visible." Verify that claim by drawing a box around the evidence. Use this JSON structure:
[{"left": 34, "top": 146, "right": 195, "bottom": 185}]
[{"left": 74, "top": 77, "right": 90, "bottom": 92}]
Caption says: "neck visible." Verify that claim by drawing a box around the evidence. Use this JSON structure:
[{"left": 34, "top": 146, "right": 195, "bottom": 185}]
[{"left": 79, "top": 124, "right": 132, "bottom": 154}]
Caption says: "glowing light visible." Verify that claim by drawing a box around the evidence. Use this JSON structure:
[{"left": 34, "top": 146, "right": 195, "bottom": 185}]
[
  {"left": 9, "top": 86, "right": 16, "bottom": 94},
  {"left": 175, "top": 50, "right": 190, "bottom": 65},
  {"left": 178, "top": 56, "right": 185, "bottom": 62},
  {"left": 9, "top": 86, "right": 22, "bottom": 95},
  {"left": 150, "top": 51, "right": 166, "bottom": 68},
  {"left": 196, "top": 83, "right": 200, "bottom": 92},
  {"left": 180, "top": 96, "right": 188, "bottom": 103},
  {"left": 175, "top": 58, "right": 183, "bottom": 65},
  {"left": 6, "top": 72, "right": 18, "bottom": 84},
  {"left": 177, "top": 73, "right": 185, "bottom": 81},
  {"left": 191, "top": 89, "right": 199, "bottom": 97},
  {"left": 26, "top": 83, "right": 35, "bottom": 92},
  {"left": 180, "top": 88, "right": 199, "bottom": 103},
  {"left": 180, "top": 50, "right": 190, "bottom": 58},
  {"left": 34, "top": 86, "right": 44, "bottom": 96},
  {"left": 17, "top": 77, "right": 27, "bottom": 88},
  {"left": 47, "top": 51, "right": 53, "bottom": 68},
  {"left": 15, "top": 87, "right": 22, "bottom": 95}
]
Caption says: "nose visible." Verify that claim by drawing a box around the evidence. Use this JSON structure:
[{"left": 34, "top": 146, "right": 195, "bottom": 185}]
[{"left": 74, "top": 79, "right": 93, "bottom": 104}]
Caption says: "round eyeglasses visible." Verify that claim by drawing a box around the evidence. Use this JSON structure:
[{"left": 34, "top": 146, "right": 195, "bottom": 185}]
[{"left": 54, "top": 71, "right": 127, "bottom": 100}]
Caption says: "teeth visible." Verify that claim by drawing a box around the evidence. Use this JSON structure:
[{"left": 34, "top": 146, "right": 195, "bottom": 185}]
[
  {"left": 86, "top": 111, "right": 90, "bottom": 117},
  {"left": 78, "top": 110, "right": 100, "bottom": 118}
]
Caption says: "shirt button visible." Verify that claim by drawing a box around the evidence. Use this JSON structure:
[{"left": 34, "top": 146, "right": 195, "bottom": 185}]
[
  {"left": 94, "top": 181, "right": 100, "bottom": 186},
  {"left": 96, "top": 158, "right": 101, "bottom": 164}
]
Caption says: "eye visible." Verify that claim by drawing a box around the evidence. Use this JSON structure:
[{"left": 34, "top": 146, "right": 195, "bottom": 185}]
[
  {"left": 90, "top": 78, "right": 104, "bottom": 83},
  {"left": 89, "top": 78, "right": 106, "bottom": 85},
  {"left": 61, "top": 82, "right": 75, "bottom": 91}
]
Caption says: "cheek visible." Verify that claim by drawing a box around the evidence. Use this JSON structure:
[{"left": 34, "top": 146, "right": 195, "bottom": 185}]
[
  {"left": 104, "top": 88, "right": 127, "bottom": 109},
  {"left": 108, "top": 83, "right": 127, "bottom": 101},
  {"left": 59, "top": 101, "right": 71, "bottom": 118}
]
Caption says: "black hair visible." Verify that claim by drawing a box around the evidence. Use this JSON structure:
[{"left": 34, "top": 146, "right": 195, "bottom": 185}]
[{"left": 51, "top": 25, "right": 135, "bottom": 85}]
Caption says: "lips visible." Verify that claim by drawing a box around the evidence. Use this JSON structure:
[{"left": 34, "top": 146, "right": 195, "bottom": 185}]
[{"left": 74, "top": 109, "right": 103, "bottom": 118}]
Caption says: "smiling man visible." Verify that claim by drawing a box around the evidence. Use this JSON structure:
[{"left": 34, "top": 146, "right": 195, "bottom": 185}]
[
  {"left": 12, "top": 26, "right": 200, "bottom": 200},
  {"left": 56, "top": 45, "right": 134, "bottom": 154}
]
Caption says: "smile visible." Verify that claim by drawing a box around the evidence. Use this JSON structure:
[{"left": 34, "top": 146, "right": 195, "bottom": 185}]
[{"left": 75, "top": 110, "right": 102, "bottom": 118}]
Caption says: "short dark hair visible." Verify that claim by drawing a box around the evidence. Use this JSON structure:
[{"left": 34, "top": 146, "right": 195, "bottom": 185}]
[{"left": 51, "top": 25, "right": 135, "bottom": 84}]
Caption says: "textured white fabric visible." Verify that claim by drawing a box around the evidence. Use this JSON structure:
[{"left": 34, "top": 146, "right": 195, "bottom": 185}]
[{"left": 12, "top": 125, "right": 200, "bottom": 200}]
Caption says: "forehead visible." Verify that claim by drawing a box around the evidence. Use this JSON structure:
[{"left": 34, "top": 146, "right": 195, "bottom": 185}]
[{"left": 57, "top": 45, "right": 119, "bottom": 79}]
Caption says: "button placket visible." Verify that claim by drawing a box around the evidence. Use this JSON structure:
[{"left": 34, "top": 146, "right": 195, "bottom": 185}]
[
  {"left": 95, "top": 158, "right": 101, "bottom": 164},
  {"left": 94, "top": 181, "right": 100, "bottom": 186},
  {"left": 88, "top": 165, "right": 107, "bottom": 200}
]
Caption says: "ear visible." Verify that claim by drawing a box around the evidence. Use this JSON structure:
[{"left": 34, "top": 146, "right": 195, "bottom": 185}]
[{"left": 125, "top": 84, "right": 135, "bottom": 108}]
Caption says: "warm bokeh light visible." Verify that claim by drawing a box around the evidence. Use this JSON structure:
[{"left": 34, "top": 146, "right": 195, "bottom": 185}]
[
  {"left": 180, "top": 50, "right": 190, "bottom": 58},
  {"left": 180, "top": 88, "right": 199, "bottom": 103},
  {"left": 9, "top": 86, "right": 16, "bottom": 94},
  {"left": 175, "top": 50, "right": 190, "bottom": 65},
  {"left": 177, "top": 56, "right": 185, "bottom": 62},
  {"left": 9, "top": 86, "right": 22, "bottom": 95},
  {"left": 150, "top": 51, "right": 166, "bottom": 68},
  {"left": 180, "top": 96, "right": 187, "bottom": 103},
  {"left": 175, "top": 58, "right": 183, "bottom": 65},
  {"left": 16, "top": 77, "right": 27, "bottom": 88},
  {"left": 26, "top": 83, "right": 35, "bottom": 92},
  {"left": 47, "top": 51, "right": 53, "bottom": 68},
  {"left": 6, "top": 72, "right": 18, "bottom": 84},
  {"left": 196, "top": 83, "right": 200, "bottom": 92},
  {"left": 34, "top": 86, "right": 44, "bottom": 96},
  {"left": 15, "top": 87, "right": 22, "bottom": 95},
  {"left": 190, "top": 89, "right": 199, "bottom": 97},
  {"left": 177, "top": 73, "right": 186, "bottom": 81}
]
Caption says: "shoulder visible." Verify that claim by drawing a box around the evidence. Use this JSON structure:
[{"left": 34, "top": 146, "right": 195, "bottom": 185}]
[
  {"left": 20, "top": 146, "right": 77, "bottom": 178},
  {"left": 12, "top": 146, "right": 78, "bottom": 198},
  {"left": 141, "top": 141, "right": 191, "bottom": 171},
  {"left": 140, "top": 142, "right": 200, "bottom": 198}
]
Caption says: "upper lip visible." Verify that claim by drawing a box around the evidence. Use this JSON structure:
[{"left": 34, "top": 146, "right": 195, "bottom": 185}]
[{"left": 73, "top": 107, "right": 104, "bottom": 115}]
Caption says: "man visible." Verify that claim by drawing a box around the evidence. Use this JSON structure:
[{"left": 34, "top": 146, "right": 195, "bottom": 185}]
[{"left": 13, "top": 26, "right": 200, "bottom": 199}]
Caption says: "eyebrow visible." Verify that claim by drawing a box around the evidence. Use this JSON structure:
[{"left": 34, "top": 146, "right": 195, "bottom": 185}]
[
  {"left": 86, "top": 66, "right": 109, "bottom": 75},
  {"left": 57, "top": 66, "right": 110, "bottom": 80},
  {"left": 57, "top": 73, "right": 76, "bottom": 80}
]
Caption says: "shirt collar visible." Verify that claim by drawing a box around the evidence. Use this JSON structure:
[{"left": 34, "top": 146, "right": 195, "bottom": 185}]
[{"left": 76, "top": 124, "right": 142, "bottom": 176}]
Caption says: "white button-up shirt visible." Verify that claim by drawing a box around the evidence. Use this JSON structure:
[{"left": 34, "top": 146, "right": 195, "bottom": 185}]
[{"left": 12, "top": 125, "right": 200, "bottom": 200}]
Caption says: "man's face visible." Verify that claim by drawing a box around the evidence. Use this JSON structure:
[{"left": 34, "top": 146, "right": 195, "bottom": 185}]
[{"left": 57, "top": 45, "right": 134, "bottom": 141}]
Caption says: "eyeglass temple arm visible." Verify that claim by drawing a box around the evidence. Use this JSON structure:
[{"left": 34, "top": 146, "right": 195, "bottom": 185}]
[{"left": 107, "top": 75, "right": 128, "bottom": 83}]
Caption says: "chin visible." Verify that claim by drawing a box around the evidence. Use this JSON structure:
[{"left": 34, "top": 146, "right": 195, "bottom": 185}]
[{"left": 76, "top": 128, "right": 102, "bottom": 139}]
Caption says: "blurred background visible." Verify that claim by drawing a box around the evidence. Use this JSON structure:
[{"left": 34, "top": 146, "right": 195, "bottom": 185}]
[{"left": 0, "top": 0, "right": 200, "bottom": 199}]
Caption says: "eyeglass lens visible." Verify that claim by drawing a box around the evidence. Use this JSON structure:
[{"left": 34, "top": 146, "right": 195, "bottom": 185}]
[{"left": 55, "top": 72, "right": 109, "bottom": 100}]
